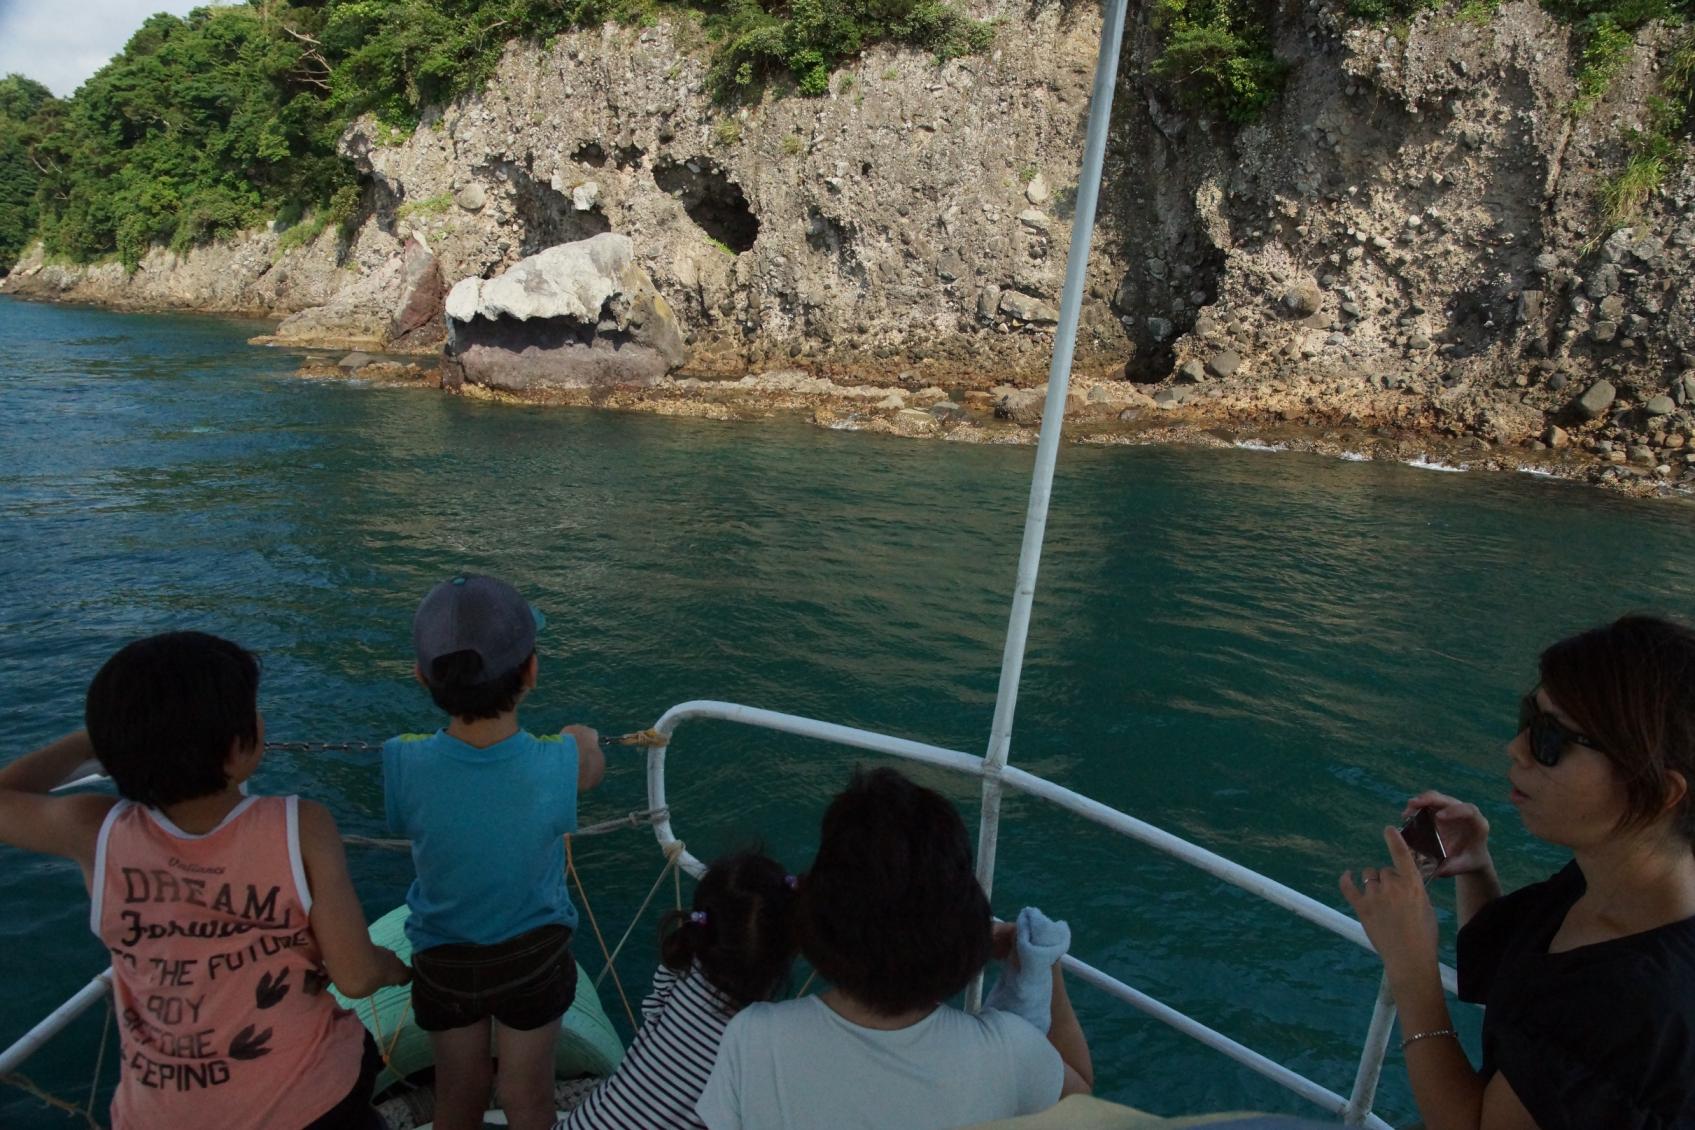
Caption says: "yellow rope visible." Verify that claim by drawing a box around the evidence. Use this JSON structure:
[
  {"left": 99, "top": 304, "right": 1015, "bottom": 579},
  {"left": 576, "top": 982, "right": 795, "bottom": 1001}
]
[
  {"left": 366, "top": 987, "right": 414, "bottom": 1070},
  {"left": 384, "top": 997, "right": 412, "bottom": 1065},
  {"left": 594, "top": 850, "right": 680, "bottom": 991},
  {"left": 607, "top": 729, "right": 669, "bottom": 748},
  {"left": 369, "top": 989, "right": 389, "bottom": 1054},
  {"left": 1, "top": 1072, "right": 101, "bottom": 1129},
  {"left": 566, "top": 835, "right": 638, "bottom": 1033},
  {"left": 1, "top": 994, "right": 115, "bottom": 1126}
]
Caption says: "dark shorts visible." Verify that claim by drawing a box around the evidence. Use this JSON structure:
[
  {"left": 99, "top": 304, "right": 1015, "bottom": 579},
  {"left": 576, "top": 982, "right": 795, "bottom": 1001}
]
[
  {"left": 301, "top": 1031, "right": 383, "bottom": 1130},
  {"left": 411, "top": 924, "right": 577, "bottom": 1033}
]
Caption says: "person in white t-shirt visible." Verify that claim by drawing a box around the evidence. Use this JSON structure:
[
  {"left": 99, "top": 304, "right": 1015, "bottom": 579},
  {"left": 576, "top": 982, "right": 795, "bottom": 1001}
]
[{"left": 696, "top": 767, "right": 1093, "bottom": 1130}]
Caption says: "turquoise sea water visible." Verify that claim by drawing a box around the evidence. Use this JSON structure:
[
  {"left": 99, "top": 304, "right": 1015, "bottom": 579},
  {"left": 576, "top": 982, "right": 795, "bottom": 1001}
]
[{"left": 2, "top": 294, "right": 1694, "bottom": 1127}]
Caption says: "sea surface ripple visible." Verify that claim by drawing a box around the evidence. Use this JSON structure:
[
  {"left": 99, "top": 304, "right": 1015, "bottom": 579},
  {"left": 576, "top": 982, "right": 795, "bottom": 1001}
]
[{"left": 3, "top": 296, "right": 1694, "bottom": 1125}]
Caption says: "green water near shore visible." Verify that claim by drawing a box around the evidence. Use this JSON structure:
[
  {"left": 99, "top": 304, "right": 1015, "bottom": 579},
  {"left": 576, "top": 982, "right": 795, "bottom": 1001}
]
[{"left": 3, "top": 295, "right": 1694, "bottom": 1126}]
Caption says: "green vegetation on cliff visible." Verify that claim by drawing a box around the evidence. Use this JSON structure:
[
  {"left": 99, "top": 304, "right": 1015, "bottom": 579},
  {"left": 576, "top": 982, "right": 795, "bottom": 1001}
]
[
  {"left": 26, "top": 9, "right": 355, "bottom": 270},
  {"left": 1148, "top": 0, "right": 1694, "bottom": 232},
  {"left": 705, "top": 0, "right": 991, "bottom": 98},
  {"left": 1149, "top": 0, "right": 1694, "bottom": 134},
  {"left": 0, "top": 76, "right": 55, "bottom": 272},
  {"left": 1599, "top": 29, "right": 1695, "bottom": 227},
  {"left": 1152, "top": 0, "right": 1285, "bottom": 122},
  {"left": 0, "top": 0, "right": 992, "bottom": 273}
]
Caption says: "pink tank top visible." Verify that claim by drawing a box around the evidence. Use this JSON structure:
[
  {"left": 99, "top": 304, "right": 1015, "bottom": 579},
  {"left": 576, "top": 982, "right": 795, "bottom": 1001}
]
[{"left": 91, "top": 795, "right": 368, "bottom": 1130}]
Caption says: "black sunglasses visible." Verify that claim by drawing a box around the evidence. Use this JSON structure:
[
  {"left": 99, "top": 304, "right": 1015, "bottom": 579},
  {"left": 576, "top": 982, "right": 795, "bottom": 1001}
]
[{"left": 1518, "top": 693, "right": 1602, "bottom": 767}]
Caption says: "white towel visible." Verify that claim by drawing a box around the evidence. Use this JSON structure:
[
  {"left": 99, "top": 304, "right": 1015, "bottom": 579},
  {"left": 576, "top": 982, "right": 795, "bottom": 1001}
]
[{"left": 984, "top": 906, "right": 1070, "bottom": 1031}]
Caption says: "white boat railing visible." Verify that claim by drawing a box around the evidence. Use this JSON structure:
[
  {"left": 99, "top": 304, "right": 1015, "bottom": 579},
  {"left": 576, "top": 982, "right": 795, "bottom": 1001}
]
[
  {"left": 5, "top": 708, "right": 1449, "bottom": 1127},
  {"left": 643, "top": 698, "right": 1459, "bottom": 1130},
  {"left": 0, "top": 969, "right": 111, "bottom": 1077}
]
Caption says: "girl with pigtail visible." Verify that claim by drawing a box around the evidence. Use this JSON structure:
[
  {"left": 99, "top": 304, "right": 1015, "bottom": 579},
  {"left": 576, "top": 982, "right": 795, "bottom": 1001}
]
[{"left": 562, "top": 850, "right": 799, "bottom": 1130}]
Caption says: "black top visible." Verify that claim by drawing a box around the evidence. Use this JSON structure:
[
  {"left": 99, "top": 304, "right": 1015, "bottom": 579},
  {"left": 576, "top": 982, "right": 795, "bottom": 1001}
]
[{"left": 1456, "top": 861, "right": 1695, "bottom": 1129}]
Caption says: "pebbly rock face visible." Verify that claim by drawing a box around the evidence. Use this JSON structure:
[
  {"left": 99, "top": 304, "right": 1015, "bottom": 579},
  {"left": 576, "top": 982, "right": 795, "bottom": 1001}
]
[
  {"left": 330, "top": 12, "right": 1117, "bottom": 383},
  {"left": 258, "top": 236, "right": 441, "bottom": 352},
  {"left": 442, "top": 233, "right": 687, "bottom": 391}
]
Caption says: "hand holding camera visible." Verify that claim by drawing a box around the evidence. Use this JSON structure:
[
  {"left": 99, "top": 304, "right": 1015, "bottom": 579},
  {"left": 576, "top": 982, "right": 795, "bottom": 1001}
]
[
  {"left": 1398, "top": 805, "right": 1447, "bottom": 882},
  {"left": 1401, "top": 790, "right": 1492, "bottom": 879},
  {"left": 1340, "top": 824, "right": 1441, "bottom": 984}
]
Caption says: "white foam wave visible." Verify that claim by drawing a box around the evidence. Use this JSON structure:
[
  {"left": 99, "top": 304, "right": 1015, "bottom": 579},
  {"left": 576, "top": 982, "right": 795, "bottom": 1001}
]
[
  {"left": 1338, "top": 451, "right": 1370, "bottom": 462},
  {"left": 1233, "top": 439, "right": 1288, "bottom": 453},
  {"left": 1405, "top": 456, "right": 1466, "bottom": 473}
]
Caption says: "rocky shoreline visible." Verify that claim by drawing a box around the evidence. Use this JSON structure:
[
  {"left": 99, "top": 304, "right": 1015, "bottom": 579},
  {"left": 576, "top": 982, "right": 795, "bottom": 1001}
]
[
  {"left": 292, "top": 350, "right": 1691, "bottom": 498},
  {"left": 5, "top": 270, "right": 1685, "bottom": 497},
  {"left": 11, "top": 0, "right": 1695, "bottom": 502}
]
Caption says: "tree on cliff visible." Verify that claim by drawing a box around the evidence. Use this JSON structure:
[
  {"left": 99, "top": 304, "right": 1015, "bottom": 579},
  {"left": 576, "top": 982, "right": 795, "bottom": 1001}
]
[
  {"left": 26, "top": 7, "right": 355, "bottom": 268},
  {"left": 0, "top": 75, "right": 56, "bottom": 275}
]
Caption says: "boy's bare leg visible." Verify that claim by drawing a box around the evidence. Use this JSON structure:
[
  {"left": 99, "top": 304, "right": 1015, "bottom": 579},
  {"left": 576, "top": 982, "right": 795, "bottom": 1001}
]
[
  {"left": 430, "top": 1020, "right": 494, "bottom": 1130},
  {"left": 494, "top": 1020, "right": 560, "bottom": 1130}
]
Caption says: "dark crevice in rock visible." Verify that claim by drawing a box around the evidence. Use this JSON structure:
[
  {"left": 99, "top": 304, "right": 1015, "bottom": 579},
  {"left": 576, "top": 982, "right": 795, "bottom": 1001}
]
[
  {"left": 453, "top": 311, "right": 640, "bottom": 352},
  {"left": 1444, "top": 285, "right": 1516, "bottom": 359},
  {"left": 444, "top": 310, "right": 668, "bottom": 391},
  {"left": 804, "top": 208, "right": 867, "bottom": 289},
  {"left": 1112, "top": 229, "right": 1224, "bottom": 382},
  {"left": 364, "top": 176, "right": 401, "bottom": 239},
  {"left": 653, "top": 158, "right": 759, "bottom": 253},
  {"left": 615, "top": 144, "right": 646, "bottom": 170},
  {"left": 574, "top": 142, "right": 608, "bottom": 167},
  {"left": 494, "top": 160, "right": 612, "bottom": 255}
]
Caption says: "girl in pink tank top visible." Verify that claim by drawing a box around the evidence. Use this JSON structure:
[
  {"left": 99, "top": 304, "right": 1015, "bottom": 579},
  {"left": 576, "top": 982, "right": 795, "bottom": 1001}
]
[{"left": 0, "top": 632, "right": 410, "bottom": 1130}]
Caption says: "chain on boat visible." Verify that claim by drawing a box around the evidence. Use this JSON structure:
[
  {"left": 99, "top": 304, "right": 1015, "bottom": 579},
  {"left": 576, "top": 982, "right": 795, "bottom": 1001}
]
[{"left": 261, "top": 729, "right": 672, "bottom": 756}]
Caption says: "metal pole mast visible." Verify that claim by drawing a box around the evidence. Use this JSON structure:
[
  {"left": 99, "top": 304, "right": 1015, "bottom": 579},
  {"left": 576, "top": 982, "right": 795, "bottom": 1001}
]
[{"left": 969, "top": 0, "right": 1131, "bottom": 1007}]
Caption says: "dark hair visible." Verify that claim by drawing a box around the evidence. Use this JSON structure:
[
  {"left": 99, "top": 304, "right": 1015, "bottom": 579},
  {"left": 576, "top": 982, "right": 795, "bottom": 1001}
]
[
  {"left": 85, "top": 632, "right": 261, "bottom": 808},
  {"left": 796, "top": 766, "right": 991, "bottom": 1015},
  {"left": 1539, "top": 614, "right": 1695, "bottom": 840},
  {"left": 660, "top": 851, "right": 798, "bottom": 1010},
  {"left": 423, "top": 649, "right": 531, "bottom": 721}
]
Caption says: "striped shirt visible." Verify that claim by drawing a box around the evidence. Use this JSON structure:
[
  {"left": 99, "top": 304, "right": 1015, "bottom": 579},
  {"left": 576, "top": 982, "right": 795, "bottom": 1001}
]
[{"left": 565, "top": 963, "right": 736, "bottom": 1129}]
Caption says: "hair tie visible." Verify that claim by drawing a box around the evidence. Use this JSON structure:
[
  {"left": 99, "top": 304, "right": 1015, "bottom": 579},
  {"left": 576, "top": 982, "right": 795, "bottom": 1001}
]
[
  {"left": 783, "top": 874, "right": 798, "bottom": 891},
  {"left": 688, "top": 910, "right": 708, "bottom": 926}
]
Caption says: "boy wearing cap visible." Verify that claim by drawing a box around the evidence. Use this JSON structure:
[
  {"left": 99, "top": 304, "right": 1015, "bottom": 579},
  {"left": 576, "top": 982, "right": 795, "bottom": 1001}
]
[{"left": 383, "top": 575, "right": 606, "bottom": 1130}]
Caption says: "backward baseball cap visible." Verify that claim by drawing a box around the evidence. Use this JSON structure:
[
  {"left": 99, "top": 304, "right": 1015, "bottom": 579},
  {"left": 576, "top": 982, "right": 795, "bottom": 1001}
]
[{"left": 413, "top": 574, "right": 546, "bottom": 683}]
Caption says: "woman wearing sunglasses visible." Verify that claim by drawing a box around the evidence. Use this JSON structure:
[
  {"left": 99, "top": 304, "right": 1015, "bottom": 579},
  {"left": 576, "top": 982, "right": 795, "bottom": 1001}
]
[{"left": 1342, "top": 615, "right": 1695, "bottom": 1130}]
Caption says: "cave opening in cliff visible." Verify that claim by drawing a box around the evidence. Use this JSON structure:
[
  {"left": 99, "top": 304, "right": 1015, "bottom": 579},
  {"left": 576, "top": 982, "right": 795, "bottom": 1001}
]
[{"left": 653, "top": 159, "right": 759, "bottom": 254}]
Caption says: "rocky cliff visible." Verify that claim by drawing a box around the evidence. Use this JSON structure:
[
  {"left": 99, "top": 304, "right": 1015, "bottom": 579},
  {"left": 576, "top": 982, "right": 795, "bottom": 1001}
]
[{"left": 7, "top": 0, "right": 1694, "bottom": 488}]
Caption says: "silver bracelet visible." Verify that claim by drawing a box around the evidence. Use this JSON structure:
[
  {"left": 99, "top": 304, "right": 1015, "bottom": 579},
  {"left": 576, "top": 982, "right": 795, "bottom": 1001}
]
[{"left": 1400, "top": 1027, "right": 1459, "bottom": 1051}]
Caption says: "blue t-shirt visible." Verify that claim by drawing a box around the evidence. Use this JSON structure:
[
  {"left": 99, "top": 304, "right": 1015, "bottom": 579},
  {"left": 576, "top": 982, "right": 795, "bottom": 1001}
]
[{"left": 383, "top": 729, "right": 580, "bottom": 952}]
